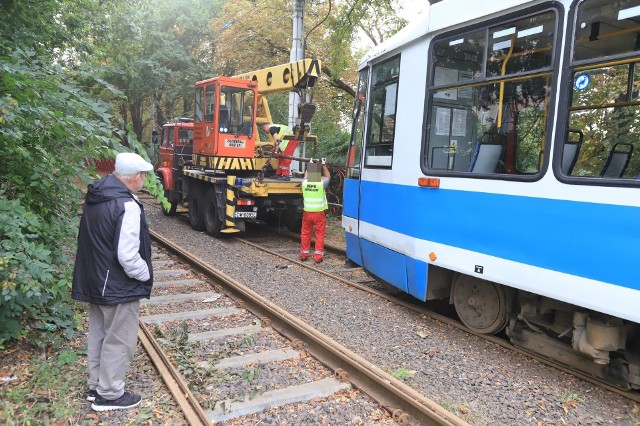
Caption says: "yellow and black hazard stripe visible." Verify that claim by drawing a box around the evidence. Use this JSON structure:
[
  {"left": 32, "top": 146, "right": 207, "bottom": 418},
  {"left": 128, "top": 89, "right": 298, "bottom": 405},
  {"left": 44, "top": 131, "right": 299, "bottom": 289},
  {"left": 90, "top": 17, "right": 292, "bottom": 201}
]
[
  {"left": 221, "top": 175, "right": 241, "bottom": 234},
  {"left": 194, "top": 154, "right": 257, "bottom": 171}
]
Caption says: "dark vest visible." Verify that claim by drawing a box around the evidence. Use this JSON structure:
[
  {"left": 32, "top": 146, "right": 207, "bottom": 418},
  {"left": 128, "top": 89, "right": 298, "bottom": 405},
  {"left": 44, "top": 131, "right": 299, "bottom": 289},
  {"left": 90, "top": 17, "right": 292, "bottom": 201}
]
[{"left": 72, "top": 175, "right": 153, "bottom": 305}]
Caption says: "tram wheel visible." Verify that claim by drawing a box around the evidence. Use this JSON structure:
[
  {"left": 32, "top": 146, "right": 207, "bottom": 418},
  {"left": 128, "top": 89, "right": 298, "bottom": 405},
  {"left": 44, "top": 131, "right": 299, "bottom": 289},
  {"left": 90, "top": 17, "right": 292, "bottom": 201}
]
[
  {"left": 188, "top": 186, "right": 205, "bottom": 231},
  {"left": 452, "top": 275, "right": 507, "bottom": 334},
  {"left": 204, "top": 187, "right": 222, "bottom": 237}
]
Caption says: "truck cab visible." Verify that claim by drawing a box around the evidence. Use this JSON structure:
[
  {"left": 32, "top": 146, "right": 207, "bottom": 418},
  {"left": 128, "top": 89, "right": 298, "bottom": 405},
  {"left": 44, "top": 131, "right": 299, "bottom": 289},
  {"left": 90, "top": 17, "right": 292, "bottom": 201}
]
[
  {"left": 193, "top": 77, "right": 257, "bottom": 162},
  {"left": 155, "top": 118, "right": 194, "bottom": 214}
]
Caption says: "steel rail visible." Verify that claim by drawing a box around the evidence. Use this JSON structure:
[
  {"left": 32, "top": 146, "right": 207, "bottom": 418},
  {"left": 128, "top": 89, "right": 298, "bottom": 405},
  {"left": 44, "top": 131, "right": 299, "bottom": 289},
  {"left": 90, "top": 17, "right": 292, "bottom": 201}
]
[
  {"left": 150, "top": 229, "right": 468, "bottom": 426},
  {"left": 237, "top": 230, "right": 640, "bottom": 404},
  {"left": 138, "top": 322, "right": 210, "bottom": 426}
]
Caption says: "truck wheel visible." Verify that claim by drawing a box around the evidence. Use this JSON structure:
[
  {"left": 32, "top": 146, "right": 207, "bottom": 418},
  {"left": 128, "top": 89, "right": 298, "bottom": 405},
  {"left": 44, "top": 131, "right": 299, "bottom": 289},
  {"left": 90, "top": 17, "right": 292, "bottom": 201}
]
[
  {"left": 188, "top": 186, "right": 205, "bottom": 231},
  {"left": 157, "top": 174, "right": 177, "bottom": 216},
  {"left": 204, "top": 188, "right": 222, "bottom": 237}
]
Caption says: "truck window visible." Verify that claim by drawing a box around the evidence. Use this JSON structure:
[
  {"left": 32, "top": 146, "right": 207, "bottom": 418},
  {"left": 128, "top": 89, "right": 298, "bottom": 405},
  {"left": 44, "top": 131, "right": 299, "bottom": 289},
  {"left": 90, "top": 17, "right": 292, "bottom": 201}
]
[
  {"left": 205, "top": 85, "right": 215, "bottom": 123},
  {"left": 167, "top": 126, "right": 174, "bottom": 147},
  {"left": 195, "top": 87, "right": 203, "bottom": 123},
  {"left": 177, "top": 129, "right": 193, "bottom": 146},
  {"left": 159, "top": 128, "right": 165, "bottom": 147},
  {"left": 220, "top": 86, "right": 254, "bottom": 135}
]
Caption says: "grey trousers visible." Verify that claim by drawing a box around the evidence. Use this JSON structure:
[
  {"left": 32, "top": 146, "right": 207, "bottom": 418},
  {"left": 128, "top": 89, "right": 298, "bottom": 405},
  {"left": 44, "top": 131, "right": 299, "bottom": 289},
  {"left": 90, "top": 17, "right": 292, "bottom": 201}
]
[{"left": 87, "top": 300, "right": 140, "bottom": 399}]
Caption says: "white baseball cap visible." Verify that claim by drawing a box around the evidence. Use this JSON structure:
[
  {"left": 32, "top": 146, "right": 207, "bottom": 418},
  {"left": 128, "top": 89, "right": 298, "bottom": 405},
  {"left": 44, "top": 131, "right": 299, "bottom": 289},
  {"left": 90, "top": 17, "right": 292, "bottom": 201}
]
[{"left": 115, "top": 152, "right": 153, "bottom": 175}]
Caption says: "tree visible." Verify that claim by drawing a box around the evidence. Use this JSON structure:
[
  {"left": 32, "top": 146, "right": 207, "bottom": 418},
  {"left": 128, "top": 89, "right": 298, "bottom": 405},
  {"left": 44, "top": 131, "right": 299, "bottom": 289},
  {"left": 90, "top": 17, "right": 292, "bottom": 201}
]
[
  {"left": 90, "top": 0, "right": 222, "bottom": 145},
  {"left": 210, "top": 0, "right": 410, "bottom": 164}
]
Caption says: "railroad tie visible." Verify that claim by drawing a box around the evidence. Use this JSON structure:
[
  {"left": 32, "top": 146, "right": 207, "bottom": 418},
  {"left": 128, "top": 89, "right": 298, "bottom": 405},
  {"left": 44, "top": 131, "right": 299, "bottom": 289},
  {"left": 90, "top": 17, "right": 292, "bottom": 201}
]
[
  {"left": 197, "top": 348, "right": 300, "bottom": 370},
  {"left": 153, "top": 268, "right": 190, "bottom": 279},
  {"left": 206, "top": 378, "right": 351, "bottom": 422},
  {"left": 140, "top": 291, "right": 221, "bottom": 306},
  {"left": 140, "top": 307, "right": 241, "bottom": 324},
  {"left": 187, "top": 325, "right": 263, "bottom": 342},
  {"left": 153, "top": 278, "right": 204, "bottom": 289},
  {"left": 152, "top": 260, "right": 174, "bottom": 268}
]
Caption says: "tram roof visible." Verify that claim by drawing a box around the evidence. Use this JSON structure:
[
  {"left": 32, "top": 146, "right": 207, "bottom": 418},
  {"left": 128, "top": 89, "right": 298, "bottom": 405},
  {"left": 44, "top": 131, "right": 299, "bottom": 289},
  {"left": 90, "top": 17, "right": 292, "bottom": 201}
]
[{"left": 359, "top": 0, "right": 541, "bottom": 69}]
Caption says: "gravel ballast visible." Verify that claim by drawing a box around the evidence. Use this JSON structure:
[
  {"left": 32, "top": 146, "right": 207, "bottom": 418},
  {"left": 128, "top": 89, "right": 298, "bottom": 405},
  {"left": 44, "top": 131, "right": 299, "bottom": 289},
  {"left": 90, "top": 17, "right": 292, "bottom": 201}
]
[{"left": 146, "top": 206, "right": 640, "bottom": 425}]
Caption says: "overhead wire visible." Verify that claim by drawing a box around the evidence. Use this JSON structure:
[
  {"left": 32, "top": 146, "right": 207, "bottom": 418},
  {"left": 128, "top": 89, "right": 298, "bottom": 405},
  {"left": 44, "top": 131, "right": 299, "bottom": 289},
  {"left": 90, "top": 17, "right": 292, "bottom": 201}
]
[{"left": 304, "top": 0, "right": 332, "bottom": 54}]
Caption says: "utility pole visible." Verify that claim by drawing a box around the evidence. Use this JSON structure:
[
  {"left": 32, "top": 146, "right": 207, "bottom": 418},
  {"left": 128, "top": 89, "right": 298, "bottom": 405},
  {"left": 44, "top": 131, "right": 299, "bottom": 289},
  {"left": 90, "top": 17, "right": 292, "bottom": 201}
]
[
  {"left": 290, "top": 0, "right": 305, "bottom": 171},
  {"left": 289, "top": 0, "right": 304, "bottom": 128}
]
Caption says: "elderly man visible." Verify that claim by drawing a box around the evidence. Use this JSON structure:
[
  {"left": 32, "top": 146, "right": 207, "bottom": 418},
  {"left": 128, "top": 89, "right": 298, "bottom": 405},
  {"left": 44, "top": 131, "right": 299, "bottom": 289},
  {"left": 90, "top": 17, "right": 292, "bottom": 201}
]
[{"left": 72, "top": 152, "right": 154, "bottom": 411}]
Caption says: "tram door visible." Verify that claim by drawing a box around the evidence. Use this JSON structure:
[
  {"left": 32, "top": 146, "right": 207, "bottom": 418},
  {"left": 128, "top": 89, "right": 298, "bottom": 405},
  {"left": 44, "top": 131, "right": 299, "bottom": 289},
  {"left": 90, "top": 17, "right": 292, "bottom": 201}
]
[{"left": 343, "top": 70, "right": 369, "bottom": 266}]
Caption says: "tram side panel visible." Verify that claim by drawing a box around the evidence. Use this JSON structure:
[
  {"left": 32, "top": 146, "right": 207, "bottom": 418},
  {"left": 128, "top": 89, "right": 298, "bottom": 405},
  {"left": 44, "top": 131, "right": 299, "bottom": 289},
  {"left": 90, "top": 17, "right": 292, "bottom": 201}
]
[{"left": 344, "top": 0, "right": 640, "bottom": 389}]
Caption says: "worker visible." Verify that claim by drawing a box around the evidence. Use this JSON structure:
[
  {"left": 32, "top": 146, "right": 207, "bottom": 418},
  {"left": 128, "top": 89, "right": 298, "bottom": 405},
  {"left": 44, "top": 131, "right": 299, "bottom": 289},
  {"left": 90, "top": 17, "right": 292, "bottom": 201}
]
[
  {"left": 262, "top": 122, "right": 297, "bottom": 181},
  {"left": 300, "top": 159, "right": 330, "bottom": 264}
]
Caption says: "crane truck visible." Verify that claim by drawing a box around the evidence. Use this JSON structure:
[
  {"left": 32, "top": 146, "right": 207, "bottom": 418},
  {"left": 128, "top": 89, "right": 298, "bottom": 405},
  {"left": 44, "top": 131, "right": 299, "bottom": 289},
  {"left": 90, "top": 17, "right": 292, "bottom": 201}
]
[{"left": 154, "top": 59, "right": 322, "bottom": 236}]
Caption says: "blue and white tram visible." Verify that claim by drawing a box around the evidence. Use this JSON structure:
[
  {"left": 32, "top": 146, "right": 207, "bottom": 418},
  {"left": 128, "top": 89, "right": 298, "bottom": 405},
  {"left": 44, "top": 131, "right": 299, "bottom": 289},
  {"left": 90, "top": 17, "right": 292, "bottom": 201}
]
[{"left": 343, "top": 0, "right": 640, "bottom": 389}]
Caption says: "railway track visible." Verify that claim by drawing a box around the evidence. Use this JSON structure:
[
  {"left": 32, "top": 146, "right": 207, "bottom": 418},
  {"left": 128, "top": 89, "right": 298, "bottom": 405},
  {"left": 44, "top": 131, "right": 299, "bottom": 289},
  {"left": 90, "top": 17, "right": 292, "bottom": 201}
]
[
  {"left": 234, "top": 227, "right": 640, "bottom": 405},
  {"left": 140, "top": 230, "right": 466, "bottom": 425}
]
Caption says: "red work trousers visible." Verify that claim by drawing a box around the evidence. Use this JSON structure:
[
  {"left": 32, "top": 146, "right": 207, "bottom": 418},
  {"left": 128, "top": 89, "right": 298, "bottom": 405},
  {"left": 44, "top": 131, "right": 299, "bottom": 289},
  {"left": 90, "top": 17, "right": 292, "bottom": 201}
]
[
  {"left": 300, "top": 210, "right": 326, "bottom": 262},
  {"left": 276, "top": 140, "right": 299, "bottom": 176}
]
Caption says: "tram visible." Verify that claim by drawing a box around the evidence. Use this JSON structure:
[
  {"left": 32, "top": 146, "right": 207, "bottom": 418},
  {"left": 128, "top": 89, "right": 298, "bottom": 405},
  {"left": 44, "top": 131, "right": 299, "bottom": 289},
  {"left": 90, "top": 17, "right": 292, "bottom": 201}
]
[{"left": 343, "top": 0, "right": 640, "bottom": 390}]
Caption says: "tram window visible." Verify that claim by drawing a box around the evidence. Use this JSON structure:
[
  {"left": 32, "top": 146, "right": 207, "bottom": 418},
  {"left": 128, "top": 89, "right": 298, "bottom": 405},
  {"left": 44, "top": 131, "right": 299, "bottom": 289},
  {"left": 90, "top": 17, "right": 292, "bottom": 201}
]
[
  {"left": 204, "top": 85, "right": 215, "bottom": 123},
  {"left": 428, "top": 77, "right": 549, "bottom": 173},
  {"left": 426, "top": 9, "right": 555, "bottom": 177},
  {"left": 365, "top": 56, "right": 400, "bottom": 168},
  {"left": 432, "top": 29, "right": 484, "bottom": 84},
  {"left": 574, "top": 0, "right": 640, "bottom": 62},
  {"left": 562, "top": 0, "right": 640, "bottom": 181},
  {"left": 347, "top": 68, "right": 369, "bottom": 178},
  {"left": 487, "top": 12, "right": 555, "bottom": 78},
  {"left": 194, "top": 87, "right": 203, "bottom": 123},
  {"left": 566, "top": 64, "right": 640, "bottom": 178}
]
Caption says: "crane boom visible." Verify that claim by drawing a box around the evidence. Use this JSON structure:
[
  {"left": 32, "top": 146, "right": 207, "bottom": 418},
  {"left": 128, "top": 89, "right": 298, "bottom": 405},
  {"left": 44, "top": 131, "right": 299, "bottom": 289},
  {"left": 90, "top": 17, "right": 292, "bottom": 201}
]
[{"left": 233, "top": 59, "right": 322, "bottom": 95}]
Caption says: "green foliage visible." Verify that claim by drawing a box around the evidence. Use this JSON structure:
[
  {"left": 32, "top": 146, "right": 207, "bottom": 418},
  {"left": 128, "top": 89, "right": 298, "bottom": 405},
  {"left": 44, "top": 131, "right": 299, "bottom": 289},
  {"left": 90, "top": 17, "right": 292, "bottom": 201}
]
[
  {"left": 0, "top": 2, "right": 123, "bottom": 348},
  {"left": 92, "top": 0, "right": 221, "bottom": 144}
]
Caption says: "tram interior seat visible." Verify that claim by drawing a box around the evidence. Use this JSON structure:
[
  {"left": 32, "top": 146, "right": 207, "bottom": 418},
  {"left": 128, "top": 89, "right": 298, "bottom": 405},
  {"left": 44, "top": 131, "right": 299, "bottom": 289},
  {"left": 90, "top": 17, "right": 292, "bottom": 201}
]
[
  {"left": 562, "top": 130, "right": 584, "bottom": 175},
  {"left": 600, "top": 142, "right": 633, "bottom": 178},
  {"left": 468, "top": 140, "right": 504, "bottom": 173}
]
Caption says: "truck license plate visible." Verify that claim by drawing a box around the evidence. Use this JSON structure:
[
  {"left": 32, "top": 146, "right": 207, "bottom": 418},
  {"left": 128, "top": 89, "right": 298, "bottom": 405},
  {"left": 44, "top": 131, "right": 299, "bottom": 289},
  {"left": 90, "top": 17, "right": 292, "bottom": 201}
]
[{"left": 234, "top": 211, "right": 257, "bottom": 219}]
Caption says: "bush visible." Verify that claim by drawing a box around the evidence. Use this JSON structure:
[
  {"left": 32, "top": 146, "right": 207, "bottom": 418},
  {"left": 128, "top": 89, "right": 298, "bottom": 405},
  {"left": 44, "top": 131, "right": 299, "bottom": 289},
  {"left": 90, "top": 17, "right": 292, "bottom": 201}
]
[
  {"left": 0, "top": 195, "right": 77, "bottom": 349},
  {"left": 0, "top": 53, "right": 119, "bottom": 349}
]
